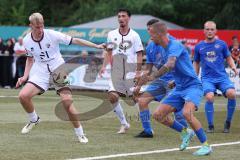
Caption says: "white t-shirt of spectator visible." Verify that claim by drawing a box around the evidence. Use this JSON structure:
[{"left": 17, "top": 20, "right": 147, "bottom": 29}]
[
  {"left": 14, "top": 42, "right": 26, "bottom": 54},
  {"left": 107, "top": 28, "right": 143, "bottom": 63},
  {"left": 23, "top": 29, "right": 72, "bottom": 72}
]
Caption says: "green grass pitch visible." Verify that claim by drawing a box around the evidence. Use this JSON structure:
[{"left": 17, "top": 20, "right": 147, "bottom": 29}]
[{"left": 0, "top": 89, "right": 239, "bottom": 160}]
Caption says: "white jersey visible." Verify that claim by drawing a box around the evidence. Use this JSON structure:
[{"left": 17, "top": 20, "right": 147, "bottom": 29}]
[
  {"left": 107, "top": 28, "right": 143, "bottom": 63},
  {"left": 23, "top": 29, "right": 72, "bottom": 72}
]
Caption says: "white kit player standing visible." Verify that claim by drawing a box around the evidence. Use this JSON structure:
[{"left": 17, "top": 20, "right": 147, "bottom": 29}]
[
  {"left": 16, "top": 12, "right": 105, "bottom": 143},
  {"left": 100, "top": 8, "right": 144, "bottom": 134}
]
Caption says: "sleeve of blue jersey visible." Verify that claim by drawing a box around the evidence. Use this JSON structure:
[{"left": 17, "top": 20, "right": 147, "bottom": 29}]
[
  {"left": 145, "top": 42, "right": 153, "bottom": 64},
  {"left": 193, "top": 43, "right": 200, "bottom": 62},
  {"left": 168, "top": 41, "right": 184, "bottom": 58}
]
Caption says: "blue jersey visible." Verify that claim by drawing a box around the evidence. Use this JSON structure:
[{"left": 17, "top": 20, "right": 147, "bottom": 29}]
[
  {"left": 194, "top": 39, "right": 230, "bottom": 82},
  {"left": 164, "top": 39, "right": 201, "bottom": 89},
  {"left": 146, "top": 35, "right": 175, "bottom": 82}
]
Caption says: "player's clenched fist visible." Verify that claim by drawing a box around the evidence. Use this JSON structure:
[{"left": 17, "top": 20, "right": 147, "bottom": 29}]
[{"left": 16, "top": 76, "right": 28, "bottom": 88}]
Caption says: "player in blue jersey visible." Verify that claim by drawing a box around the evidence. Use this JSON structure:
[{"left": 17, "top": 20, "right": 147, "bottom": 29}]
[
  {"left": 136, "top": 22, "right": 212, "bottom": 156},
  {"left": 134, "top": 19, "right": 188, "bottom": 138},
  {"left": 193, "top": 21, "right": 238, "bottom": 133}
]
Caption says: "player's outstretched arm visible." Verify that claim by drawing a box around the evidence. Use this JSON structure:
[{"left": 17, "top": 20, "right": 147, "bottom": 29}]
[
  {"left": 134, "top": 51, "right": 143, "bottom": 84},
  {"left": 136, "top": 51, "right": 143, "bottom": 72},
  {"left": 137, "top": 57, "right": 176, "bottom": 87},
  {"left": 226, "top": 56, "right": 238, "bottom": 76},
  {"left": 16, "top": 57, "right": 34, "bottom": 88},
  {"left": 99, "top": 50, "right": 111, "bottom": 77},
  {"left": 133, "top": 63, "right": 153, "bottom": 96},
  {"left": 71, "top": 38, "right": 105, "bottom": 49},
  {"left": 152, "top": 56, "right": 176, "bottom": 79},
  {"left": 145, "top": 64, "right": 153, "bottom": 76}
]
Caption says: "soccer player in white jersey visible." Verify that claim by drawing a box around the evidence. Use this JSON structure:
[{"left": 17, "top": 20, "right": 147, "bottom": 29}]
[
  {"left": 15, "top": 12, "right": 105, "bottom": 143},
  {"left": 100, "top": 8, "right": 143, "bottom": 134}
]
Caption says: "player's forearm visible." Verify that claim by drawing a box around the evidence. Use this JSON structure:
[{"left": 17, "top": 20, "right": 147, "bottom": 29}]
[
  {"left": 193, "top": 61, "right": 200, "bottom": 75},
  {"left": 152, "top": 57, "right": 176, "bottom": 79},
  {"left": 226, "top": 56, "right": 237, "bottom": 70},
  {"left": 102, "top": 51, "right": 111, "bottom": 68},
  {"left": 152, "top": 65, "right": 170, "bottom": 79},
  {"left": 23, "top": 57, "right": 34, "bottom": 78},
  {"left": 136, "top": 51, "right": 143, "bottom": 71},
  {"left": 72, "top": 38, "right": 99, "bottom": 48},
  {"left": 144, "top": 64, "right": 153, "bottom": 75}
]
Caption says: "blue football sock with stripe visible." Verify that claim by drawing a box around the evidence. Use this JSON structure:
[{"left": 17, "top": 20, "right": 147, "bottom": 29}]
[
  {"left": 174, "top": 111, "right": 188, "bottom": 128},
  {"left": 170, "top": 120, "right": 184, "bottom": 132},
  {"left": 195, "top": 128, "right": 207, "bottom": 143},
  {"left": 140, "top": 109, "right": 152, "bottom": 134},
  {"left": 205, "top": 101, "right": 214, "bottom": 126},
  {"left": 226, "top": 99, "right": 236, "bottom": 123}
]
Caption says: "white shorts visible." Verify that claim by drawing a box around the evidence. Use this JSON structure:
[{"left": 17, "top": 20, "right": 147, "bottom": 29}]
[{"left": 28, "top": 62, "right": 70, "bottom": 94}]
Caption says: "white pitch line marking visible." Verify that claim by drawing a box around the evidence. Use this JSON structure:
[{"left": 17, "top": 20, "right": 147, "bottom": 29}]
[
  {"left": 0, "top": 95, "right": 232, "bottom": 106},
  {"left": 68, "top": 141, "right": 240, "bottom": 160}
]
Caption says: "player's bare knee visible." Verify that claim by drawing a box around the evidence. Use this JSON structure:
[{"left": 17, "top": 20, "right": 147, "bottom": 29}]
[
  {"left": 158, "top": 115, "right": 167, "bottom": 124},
  {"left": 138, "top": 98, "right": 149, "bottom": 110},
  {"left": 182, "top": 110, "right": 193, "bottom": 122},
  {"left": 153, "top": 111, "right": 165, "bottom": 123},
  {"left": 226, "top": 89, "right": 236, "bottom": 99},
  {"left": 59, "top": 91, "right": 73, "bottom": 108},
  {"left": 108, "top": 92, "right": 119, "bottom": 104},
  {"left": 205, "top": 93, "right": 214, "bottom": 102},
  {"left": 60, "top": 94, "right": 72, "bottom": 104},
  {"left": 18, "top": 91, "right": 30, "bottom": 102}
]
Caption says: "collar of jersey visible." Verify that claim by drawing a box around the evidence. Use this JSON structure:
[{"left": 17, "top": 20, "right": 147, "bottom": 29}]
[
  {"left": 31, "top": 32, "right": 44, "bottom": 42},
  {"left": 118, "top": 28, "right": 130, "bottom": 36}
]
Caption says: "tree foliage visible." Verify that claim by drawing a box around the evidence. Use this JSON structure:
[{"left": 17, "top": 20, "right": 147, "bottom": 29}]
[{"left": 0, "top": 0, "right": 239, "bottom": 29}]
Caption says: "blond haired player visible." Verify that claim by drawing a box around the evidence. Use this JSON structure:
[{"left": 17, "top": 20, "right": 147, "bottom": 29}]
[{"left": 16, "top": 12, "right": 105, "bottom": 143}]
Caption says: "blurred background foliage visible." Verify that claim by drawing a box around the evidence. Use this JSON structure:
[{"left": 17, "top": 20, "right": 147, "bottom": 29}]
[{"left": 0, "top": 0, "right": 239, "bottom": 29}]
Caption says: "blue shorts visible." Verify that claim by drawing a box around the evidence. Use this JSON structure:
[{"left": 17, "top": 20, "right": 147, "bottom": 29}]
[
  {"left": 202, "top": 78, "right": 235, "bottom": 95},
  {"left": 162, "top": 84, "right": 203, "bottom": 112},
  {"left": 144, "top": 79, "right": 170, "bottom": 101}
]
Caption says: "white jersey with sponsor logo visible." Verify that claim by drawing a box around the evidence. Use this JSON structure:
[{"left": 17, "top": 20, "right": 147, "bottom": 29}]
[
  {"left": 23, "top": 29, "right": 72, "bottom": 72},
  {"left": 22, "top": 29, "right": 72, "bottom": 91},
  {"left": 107, "top": 28, "right": 143, "bottom": 95},
  {"left": 107, "top": 28, "right": 143, "bottom": 63}
]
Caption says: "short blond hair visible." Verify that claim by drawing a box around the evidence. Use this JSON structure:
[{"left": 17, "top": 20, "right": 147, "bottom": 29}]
[{"left": 29, "top": 12, "right": 44, "bottom": 24}]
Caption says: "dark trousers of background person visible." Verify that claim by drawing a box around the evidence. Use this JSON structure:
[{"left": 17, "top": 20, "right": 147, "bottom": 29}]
[{"left": 0, "top": 55, "right": 14, "bottom": 88}]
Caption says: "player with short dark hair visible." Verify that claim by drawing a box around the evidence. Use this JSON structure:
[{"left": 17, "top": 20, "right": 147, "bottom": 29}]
[{"left": 100, "top": 9, "right": 143, "bottom": 134}]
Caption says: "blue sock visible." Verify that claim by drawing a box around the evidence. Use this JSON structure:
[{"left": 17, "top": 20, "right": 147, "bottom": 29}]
[
  {"left": 195, "top": 128, "right": 207, "bottom": 143},
  {"left": 170, "top": 120, "right": 184, "bottom": 132},
  {"left": 140, "top": 109, "right": 152, "bottom": 134},
  {"left": 174, "top": 111, "right": 188, "bottom": 128},
  {"left": 205, "top": 101, "right": 214, "bottom": 126},
  {"left": 226, "top": 99, "right": 236, "bottom": 122}
]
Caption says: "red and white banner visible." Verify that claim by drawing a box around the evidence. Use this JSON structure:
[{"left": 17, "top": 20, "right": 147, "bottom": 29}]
[{"left": 169, "top": 29, "right": 240, "bottom": 53}]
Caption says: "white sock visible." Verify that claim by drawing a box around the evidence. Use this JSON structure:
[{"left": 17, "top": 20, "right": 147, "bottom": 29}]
[
  {"left": 28, "top": 110, "right": 38, "bottom": 122},
  {"left": 113, "top": 101, "right": 128, "bottom": 125},
  {"left": 74, "top": 125, "right": 84, "bottom": 136}
]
